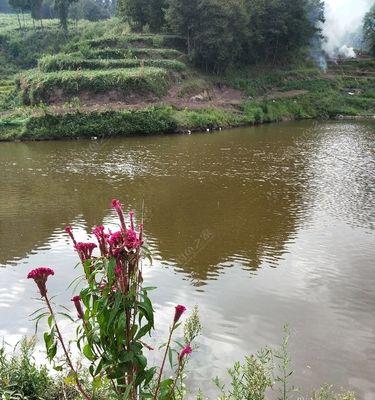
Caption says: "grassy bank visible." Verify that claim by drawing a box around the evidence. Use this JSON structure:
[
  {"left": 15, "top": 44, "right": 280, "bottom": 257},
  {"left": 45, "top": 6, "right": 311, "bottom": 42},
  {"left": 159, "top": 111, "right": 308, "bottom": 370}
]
[
  {"left": 17, "top": 67, "right": 171, "bottom": 105},
  {"left": 0, "top": 13, "right": 373, "bottom": 141},
  {"left": 1, "top": 336, "right": 356, "bottom": 400},
  {"left": 38, "top": 55, "right": 187, "bottom": 72},
  {"left": 2, "top": 84, "right": 374, "bottom": 141}
]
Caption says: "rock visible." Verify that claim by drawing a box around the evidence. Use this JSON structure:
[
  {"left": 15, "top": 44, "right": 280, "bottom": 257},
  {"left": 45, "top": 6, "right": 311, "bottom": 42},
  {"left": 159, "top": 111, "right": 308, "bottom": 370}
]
[{"left": 190, "top": 90, "right": 211, "bottom": 102}]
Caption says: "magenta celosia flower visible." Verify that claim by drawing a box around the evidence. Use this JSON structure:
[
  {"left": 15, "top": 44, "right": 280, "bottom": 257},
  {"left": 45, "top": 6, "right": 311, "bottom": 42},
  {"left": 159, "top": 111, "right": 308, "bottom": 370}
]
[
  {"left": 71, "top": 295, "right": 84, "bottom": 319},
  {"left": 92, "top": 225, "right": 109, "bottom": 256},
  {"left": 64, "top": 226, "right": 77, "bottom": 245},
  {"left": 174, "top": 305, "right": 186, "bottom": 324},
  {"left": 111, "top": 199, "right": 122, "bottom": 211},
  {"left": 111, "top": 199, "right": 127, "bottom": 232},
  {"left": 107, "top": 230, "right": 123, "bottom": 246},
  {"left": 124, "top": 229, "right": 139, "bottom": 249},
  {"left": 179, "top": 344, "right": 192, "bottom": 361},
  {"left": 75, "top": 242, "right": 97, "bottom": 261},
  {"left": 27, "top": 267, "right": 54, "bottom": 297}
]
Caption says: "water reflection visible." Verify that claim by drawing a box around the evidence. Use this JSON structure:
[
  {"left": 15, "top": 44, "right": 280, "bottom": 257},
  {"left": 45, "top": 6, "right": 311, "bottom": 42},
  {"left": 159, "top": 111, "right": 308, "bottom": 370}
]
[
  {"left": 0, "top": 122, "right": 316, "bottom": 273},
  {"left": 0, "top": 120, "right": 374, "bottom": 398}
]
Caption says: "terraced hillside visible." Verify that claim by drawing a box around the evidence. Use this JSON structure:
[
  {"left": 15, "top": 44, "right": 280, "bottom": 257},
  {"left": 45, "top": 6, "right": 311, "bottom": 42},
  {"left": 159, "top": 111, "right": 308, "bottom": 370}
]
[
  {"left": 0, "top": 16, "right": 373, "bottom": 141},
  {"left": 16, "top": 34, "right": 187, "bottom": 106}
]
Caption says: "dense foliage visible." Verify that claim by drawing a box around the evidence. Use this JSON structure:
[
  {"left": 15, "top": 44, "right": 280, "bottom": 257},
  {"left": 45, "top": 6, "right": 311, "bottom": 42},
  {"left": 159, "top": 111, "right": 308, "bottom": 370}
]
[
  {"left": 117, "top": 0, "right": 166, "bottom": 32},
  {"left": 23, "top": 107, "right": 178, "bottom": 138},
  {"left": 25, "top": 201, "right": 202, "bottom": 399},
  {"left": 38, "top": 54, "right": 186, "bottom": 71},
  {"left": 0, "top": 334, "right": 357, "bottom": 400},
  {"left": 167, "top": 0, "right": 325, "bottom": 73},
  {"left": 111, "top": 0, "right": 327, "bottom": 72},
  {"left": 17, "top": 66, "right": 170, "bottom": 104},
  {"left": 363, "top": 4, "right": 375, "bottom": 57}
]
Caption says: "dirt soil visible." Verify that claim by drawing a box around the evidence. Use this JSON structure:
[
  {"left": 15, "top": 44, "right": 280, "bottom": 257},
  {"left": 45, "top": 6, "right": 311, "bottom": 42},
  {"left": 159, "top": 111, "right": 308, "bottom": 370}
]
[{"left": 41, "top": 84, "right": 247, "bottom": 115}]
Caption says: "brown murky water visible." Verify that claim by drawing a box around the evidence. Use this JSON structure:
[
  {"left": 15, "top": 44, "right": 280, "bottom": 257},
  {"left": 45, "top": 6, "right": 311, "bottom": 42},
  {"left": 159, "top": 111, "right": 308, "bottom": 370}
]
[{"left": 0, "top": 120, "right": 374, "bottom": 398}]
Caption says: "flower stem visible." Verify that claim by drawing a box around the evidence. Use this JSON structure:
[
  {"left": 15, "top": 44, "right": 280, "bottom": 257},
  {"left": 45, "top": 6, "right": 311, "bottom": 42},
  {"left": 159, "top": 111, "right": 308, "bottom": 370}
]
[
  {"left": 169, "top": 360, "right": 185, "bottom": 399},
  {"left": 44, "top": 296, "right": 91, "bottom": 400},
  {"left": 153, "top": 323, "right": 175, "bottom": 400}
]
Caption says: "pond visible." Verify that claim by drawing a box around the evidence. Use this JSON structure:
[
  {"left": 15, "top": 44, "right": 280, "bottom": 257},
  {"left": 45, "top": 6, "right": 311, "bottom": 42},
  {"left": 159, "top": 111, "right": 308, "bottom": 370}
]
[{"left": 0, "top": 120, "right": 374, "bottom": 398}]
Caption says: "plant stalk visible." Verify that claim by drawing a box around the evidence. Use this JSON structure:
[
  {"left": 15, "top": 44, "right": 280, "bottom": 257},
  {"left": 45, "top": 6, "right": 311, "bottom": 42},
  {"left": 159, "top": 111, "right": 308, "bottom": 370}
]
[
  {"left": 44, "top": 295, "right": 91, "bottom": 400},
  {"left": 153, "top": 323, "right": 175, "bottom": 400}
]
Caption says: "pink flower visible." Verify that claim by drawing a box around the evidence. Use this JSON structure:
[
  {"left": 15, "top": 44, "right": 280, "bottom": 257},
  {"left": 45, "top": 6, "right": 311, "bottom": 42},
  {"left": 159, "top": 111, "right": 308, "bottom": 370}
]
[
  {"left": 64, "top": 226, "right": 77, "bottom": 245},
  {"left": 27, "top": 267, "right": 54, "bottom": 297},
  {"left": 92, "top": 225, "right": 109, "bottom": 256},
  {"left": 107, "top": 230, "right": 123, "bottom": 246},
  {"left": 124, "top": 229, "right": 140, "bottom": 250},
  {"left": 179, "top": 344, "right": 192, "bottom": 361},
  {"left": 111, "top": 199, "right": 127, "bottom": 232},
  {"left": 75, "top": 242, "right": 97, "bottom": 262},
  {"left": 71, "top": 295, "right": 84, "bottom": 319},
  {"left": 174, "top": 305, "right": 186, "bottom": 324},
  {"left": 111, "top": 199, "right": 122, "bottom": 211}
]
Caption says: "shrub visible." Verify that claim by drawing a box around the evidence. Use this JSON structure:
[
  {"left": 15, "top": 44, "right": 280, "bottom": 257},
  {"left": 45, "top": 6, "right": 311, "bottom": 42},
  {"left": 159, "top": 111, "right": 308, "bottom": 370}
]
[
  {"left": 17, "top": 67, "right": 171, "bottom": 104},
  {"left": 26, "top": 200, "right": 201, "bottom": 399},
  {"left": 38, "top": 54, "right": 187, "bottom": 72},
  {"left": 23, "top": 107, "right": 178, "bottom": 138},
  {"left": 81, "top": 34, "right": 186, "bottom": 50},
  {"left": 71, "top": 47, "right": 184, "bottom": 60},
  {"left": 0, "top": 337, "right": 57, "bottom": 400},
  {"left": 175, "top": 108, "right": 243, "bottom": 130}
]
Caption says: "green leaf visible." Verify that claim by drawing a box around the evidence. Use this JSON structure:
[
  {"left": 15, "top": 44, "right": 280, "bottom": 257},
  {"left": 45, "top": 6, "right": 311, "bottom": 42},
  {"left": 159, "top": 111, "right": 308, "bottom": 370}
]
[
  {"left": 107, "top": 258, "right": 116, "bottom": 284},
  {"left": 47, "top": 342, "right": 57, "bottom": 360},
  {"left": 47, "top": 315, "right": 54, "bottom": 328},
  {"left": 94, "top": 358, "right": 104, "bottom": 376},
  {"left": 144, "top": 367, "right": 156, "bottom": 387},
  {"left": 44, "top": 332, "right": 52, "bottom": 351},
  {"left": 58, "top": 312, "right": 75, "bottom": 322},
  {"left": 135, "top": 354, "right": 147, "bottom": 370},
  {"left": 134, "top": 324, "right": 151, "bottom": 341},
  {"left": 83, "top": 344, "right": 95, "bottom": 361},
  {"left": 93, "top": 375, "right": 102, "bottom": 390},
  {"left": 168, "top": 347, "right": 173, "bottom": 369}
]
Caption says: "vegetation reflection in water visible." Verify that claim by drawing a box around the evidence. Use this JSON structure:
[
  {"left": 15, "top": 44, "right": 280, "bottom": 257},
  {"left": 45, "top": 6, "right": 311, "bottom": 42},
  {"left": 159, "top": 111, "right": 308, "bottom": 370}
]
[{"left": 0, "top": 121, "right": 374, "bottom": 398}]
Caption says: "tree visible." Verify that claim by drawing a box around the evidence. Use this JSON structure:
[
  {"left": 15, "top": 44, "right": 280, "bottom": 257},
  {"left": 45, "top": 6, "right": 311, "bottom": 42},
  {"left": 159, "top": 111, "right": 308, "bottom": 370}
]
[
  {"left": 167, "top": 0, "right": 321, "bottom": 72},
  {"left": 241, "top": 0, "right": 322, "bottom": 65},
  {"left": 54, "top": 0, "right": 77, "bottom": 31},
  {"left": 9, "top": 0, "right": 30, "bottom": 29},
  {"left": 69, "top": 0, "right": 110, "bottom": 21},
  {"left": 30, "top": 0, "right": 44, "bottom": 27},
  {"left": 363, "top": 5, "right": 375, "bottom": 56},
  {"left": 117, "top": 0, "right": 166, "bottom": 31},
  {"left": 166, "top": 0, "right": 200, "bottom": 54},
  {"left": 167, "top": 0, "right": 249, "bottom": 72}
]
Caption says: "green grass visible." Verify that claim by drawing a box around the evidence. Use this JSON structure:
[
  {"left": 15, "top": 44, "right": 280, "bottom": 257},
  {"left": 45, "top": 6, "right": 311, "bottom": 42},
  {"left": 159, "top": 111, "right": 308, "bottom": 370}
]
[
  {"left": 38, "top": 54, "right": 186, "bottom": 72},
  {"left": 79, "top": 34, "right": 186, "bottom": 50},
  {"left": 69, "top": 47, "right": 184, "bottom": 60},
  {"left": 19, "top": 107, "right": 177, "bottom": 139},
  {"left": 0, "top": 15, "right": 129, "bottom": 76},
  {"left": 0, "top": 334, "right": 357, "bottom": 400},
  {"left": 226, "top": 67, "right": 323, "bottom": 96},
  {"left": 17, "top": 67, "right": 171, "bottom": 105}
]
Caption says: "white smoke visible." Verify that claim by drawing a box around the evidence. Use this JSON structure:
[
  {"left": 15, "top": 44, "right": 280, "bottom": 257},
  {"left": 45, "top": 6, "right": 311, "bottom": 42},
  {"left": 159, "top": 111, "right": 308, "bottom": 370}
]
[
  {"left": 338, "top": 44, "right": 356, "bottom": 58},
  {"left": 322, "top": 0, "right": 373, "bottom": 59}
]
